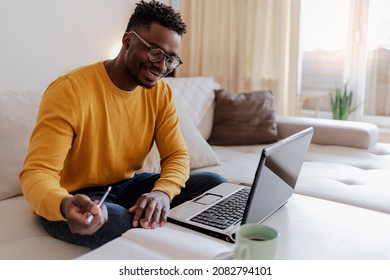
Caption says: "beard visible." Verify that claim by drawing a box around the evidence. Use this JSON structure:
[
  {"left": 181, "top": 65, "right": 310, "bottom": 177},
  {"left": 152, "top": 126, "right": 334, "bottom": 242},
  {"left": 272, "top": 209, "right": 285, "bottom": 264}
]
[
  {"left": 136, "top": 62, "right": 167, "bottom": 89},
  {"left": 133, "top": 75, "right": 154, "bottom": 89}
]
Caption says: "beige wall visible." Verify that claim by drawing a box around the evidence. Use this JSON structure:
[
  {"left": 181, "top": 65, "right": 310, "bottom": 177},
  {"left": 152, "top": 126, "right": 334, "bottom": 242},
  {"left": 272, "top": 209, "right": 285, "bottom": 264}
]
[{"left": 0, "top": 0, "right": 134, "bottom": 91}]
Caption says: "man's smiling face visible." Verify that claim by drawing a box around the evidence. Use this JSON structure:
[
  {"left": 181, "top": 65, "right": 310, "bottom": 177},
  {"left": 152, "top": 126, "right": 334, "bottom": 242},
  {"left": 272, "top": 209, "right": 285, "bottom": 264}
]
[{"left": 121, "top": 23, "right": 182, "bottom": 89}]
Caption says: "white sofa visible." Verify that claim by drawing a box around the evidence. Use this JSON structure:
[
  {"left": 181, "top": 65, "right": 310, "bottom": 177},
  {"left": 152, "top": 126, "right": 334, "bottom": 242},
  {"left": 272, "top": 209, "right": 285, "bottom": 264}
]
[{"left": 1, "top": 76, "right": 390, "bottom": 260}]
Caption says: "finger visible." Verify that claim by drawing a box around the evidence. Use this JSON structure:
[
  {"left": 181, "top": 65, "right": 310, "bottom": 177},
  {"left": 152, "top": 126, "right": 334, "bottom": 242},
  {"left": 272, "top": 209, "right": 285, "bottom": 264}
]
[
  {"left": 128, "top": 199, "right": 140, "bottom": 226},
  {"left": 84, "top": 204, "right": 101, "bottom": 224},
  {"left": 83, "top": 197, "right": 104, "bottom": 225},
  {"left": 83, "top": 204, "right": 108, "bottom": 233},
  {"left": 150, "top": 206, "right": 162, "bottom": 229},
  {"left": 128, "top": 204, "right": 137, "bottom": 213},
  {"left": 140, "top": 207, "right": 151, "bottom": 229},
  {"left": 131, "top": 200, "right": 147, "bottom": 228},
  {"left": 142, "top": 201, "right": 158, "bottom": 229},
  {"left": 66, "top": 195, "right": 94, "bottom": 224},
  {"left": 159, "top": 207, "right": 169, "bottom": 227},
  {"left": 72, "top": 195, "right": 96, "bottom": 214},
  {"left": 87, "top": 204, "right": 97, "bottom": 215}
]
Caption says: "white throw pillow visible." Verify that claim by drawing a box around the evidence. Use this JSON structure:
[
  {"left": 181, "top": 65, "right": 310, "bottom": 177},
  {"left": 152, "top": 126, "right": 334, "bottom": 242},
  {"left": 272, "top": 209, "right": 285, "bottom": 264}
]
[
  {"left": 163, "top": 77, "right": 220, "bottom": 127},
  {"left": 141, "top": 105, "right": 220, "bottom": 173},
  {"left": 0, "top": 90, "right": 42, "bottom": 200}
]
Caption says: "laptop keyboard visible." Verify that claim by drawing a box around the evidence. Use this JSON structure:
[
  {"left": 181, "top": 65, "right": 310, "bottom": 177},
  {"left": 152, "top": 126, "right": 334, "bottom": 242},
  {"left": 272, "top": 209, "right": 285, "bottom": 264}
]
[{"left": 190, "top": 188, "right": 250, "bottom": 229}]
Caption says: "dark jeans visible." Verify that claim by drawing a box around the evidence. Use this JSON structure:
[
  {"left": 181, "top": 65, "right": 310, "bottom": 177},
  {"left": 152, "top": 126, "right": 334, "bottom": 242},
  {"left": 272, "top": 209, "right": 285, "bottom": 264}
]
[{"left": 40, "top": 171, "right": 227, "bottom": 249}]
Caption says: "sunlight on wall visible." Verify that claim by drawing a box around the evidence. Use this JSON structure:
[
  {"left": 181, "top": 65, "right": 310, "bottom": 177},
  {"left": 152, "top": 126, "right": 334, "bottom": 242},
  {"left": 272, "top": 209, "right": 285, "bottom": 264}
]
[
  {"left": 109, "top": 42, "right": 123, "bottom": 59},
  {"left": 0, "top": 0, "right": 131, "bottom": 90}
]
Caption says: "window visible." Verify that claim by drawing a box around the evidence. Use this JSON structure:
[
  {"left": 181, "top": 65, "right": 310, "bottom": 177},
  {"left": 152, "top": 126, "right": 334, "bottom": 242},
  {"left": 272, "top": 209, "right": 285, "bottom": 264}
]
[
  {"left": 364, "top": 0, "right": 390, "bottom": 121},
  {"left": 299, "top": 0, "right": 390, "bottom": 127}
]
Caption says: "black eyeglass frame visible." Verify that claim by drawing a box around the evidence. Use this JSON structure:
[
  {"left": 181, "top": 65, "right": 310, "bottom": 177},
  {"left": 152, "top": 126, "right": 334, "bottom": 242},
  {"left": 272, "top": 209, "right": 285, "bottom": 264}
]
[{"left": 129, "top": 31, "right": 183, "bottom": 70}]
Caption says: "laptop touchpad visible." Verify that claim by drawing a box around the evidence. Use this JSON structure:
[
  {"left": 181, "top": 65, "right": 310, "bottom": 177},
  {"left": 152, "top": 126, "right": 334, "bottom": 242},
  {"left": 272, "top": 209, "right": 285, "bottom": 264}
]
[{"left": 194, "top": 193, "right": 222, "bottom": 205}]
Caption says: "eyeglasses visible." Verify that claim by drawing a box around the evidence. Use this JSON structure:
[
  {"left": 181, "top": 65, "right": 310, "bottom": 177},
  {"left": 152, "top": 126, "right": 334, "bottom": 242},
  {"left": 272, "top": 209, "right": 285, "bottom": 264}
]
[{"left": 129, "top": 31, "right": 183, "bottom": 70}]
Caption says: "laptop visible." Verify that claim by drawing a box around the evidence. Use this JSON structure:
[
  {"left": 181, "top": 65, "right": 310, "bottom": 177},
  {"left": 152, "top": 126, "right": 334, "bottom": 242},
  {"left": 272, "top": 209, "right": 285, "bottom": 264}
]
[{"left": 168, "top": 127, "right": 314, "bottom": 243}]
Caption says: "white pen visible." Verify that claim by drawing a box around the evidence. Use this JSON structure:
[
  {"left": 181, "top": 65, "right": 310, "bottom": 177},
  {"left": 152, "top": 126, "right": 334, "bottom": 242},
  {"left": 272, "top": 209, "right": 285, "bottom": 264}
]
[{"left": 85, "top": 186, "right": 112, "bottom": 225}]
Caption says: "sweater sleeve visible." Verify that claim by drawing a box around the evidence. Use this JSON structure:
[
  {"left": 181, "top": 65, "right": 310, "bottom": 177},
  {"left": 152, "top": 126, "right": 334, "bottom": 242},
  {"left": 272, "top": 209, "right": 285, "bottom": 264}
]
[
  {"left": 19, "top": 77, "right": 79, "bottom": 221},
  {"left": 151, "top": 81, "right": 190, "bottom": 200}
]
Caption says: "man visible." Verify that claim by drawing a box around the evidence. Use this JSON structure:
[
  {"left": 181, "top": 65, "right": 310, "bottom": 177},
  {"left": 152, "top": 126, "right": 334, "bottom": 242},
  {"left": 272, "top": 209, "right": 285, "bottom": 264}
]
[{"left": 20, "top": 0, "right": 226, "bottom": 249}]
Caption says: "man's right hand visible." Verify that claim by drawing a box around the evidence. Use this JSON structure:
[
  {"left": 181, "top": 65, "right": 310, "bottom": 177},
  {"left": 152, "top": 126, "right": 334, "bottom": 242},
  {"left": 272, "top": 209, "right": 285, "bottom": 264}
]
[{"left": 60, "top": 194, "right": 108, "bottom": 235}]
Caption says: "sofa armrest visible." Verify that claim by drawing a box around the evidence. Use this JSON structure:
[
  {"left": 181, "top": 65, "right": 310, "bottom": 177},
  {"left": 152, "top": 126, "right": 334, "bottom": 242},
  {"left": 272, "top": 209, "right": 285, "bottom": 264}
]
[{"left": 276, "top": 115, "right": 379, "bottom": 149}]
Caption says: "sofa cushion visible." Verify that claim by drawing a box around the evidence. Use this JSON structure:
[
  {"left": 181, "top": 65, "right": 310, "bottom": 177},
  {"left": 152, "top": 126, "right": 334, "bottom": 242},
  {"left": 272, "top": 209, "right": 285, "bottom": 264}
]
[
  {"left": 208, "top": 89, "right": 279, "bottom": 146},
  {"left": 0, "top": 195, "right": 90, "bottom": 259},
  {"left": 0, "top": 90, "right": 42, "bottom": 200},
  {"left": 140, "top": 104, "right": 220, "bottom": 173},
  {"left": 164, "top": 76, "right": 220, "bottom": 129},
  {"left": 276, "top": 115, "right": 379, "bottom": 149}
]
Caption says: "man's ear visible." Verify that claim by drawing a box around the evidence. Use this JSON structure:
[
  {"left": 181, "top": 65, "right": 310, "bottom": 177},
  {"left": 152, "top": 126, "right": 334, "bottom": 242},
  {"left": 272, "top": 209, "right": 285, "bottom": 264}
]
[{"left": 122, "top": 32, "right": 131, "bottom": 48}]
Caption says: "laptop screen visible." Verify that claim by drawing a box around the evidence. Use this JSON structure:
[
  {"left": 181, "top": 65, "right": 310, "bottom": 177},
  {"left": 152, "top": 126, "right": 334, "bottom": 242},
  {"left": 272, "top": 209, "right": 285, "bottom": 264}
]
[{"left": 242, "top": 127, "right": 314, "bottom": 225}]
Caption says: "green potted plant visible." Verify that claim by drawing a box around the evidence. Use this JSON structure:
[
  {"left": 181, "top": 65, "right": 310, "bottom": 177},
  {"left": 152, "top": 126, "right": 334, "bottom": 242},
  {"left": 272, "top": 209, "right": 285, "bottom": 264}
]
[{"left": 328, "top": 82, "right": 358, "bottom": 120}]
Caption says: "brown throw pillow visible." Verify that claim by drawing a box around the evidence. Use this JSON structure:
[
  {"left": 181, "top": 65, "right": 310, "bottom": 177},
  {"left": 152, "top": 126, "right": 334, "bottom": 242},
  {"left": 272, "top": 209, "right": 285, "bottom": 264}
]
[{"left": 208, "top": 89, "right": 279, "bottom": 145}]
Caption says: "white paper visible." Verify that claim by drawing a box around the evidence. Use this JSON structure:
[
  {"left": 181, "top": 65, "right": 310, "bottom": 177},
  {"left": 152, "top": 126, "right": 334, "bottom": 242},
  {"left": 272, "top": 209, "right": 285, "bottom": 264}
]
[{"left": 121, "top": 223, "right": 234, "bottom": 259}]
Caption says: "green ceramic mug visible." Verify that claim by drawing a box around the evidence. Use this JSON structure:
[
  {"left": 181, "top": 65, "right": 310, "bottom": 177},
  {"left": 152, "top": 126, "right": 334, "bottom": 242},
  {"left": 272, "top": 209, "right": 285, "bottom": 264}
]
[{"left": 234, "top": 224, "right": 279, "bottom": 260}]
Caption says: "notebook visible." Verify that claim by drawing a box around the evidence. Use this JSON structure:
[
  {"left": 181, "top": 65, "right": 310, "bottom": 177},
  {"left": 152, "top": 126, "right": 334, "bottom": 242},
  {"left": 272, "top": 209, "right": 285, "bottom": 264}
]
[{"left": 168, "top": 127, "right": 314, "bottom": 243}]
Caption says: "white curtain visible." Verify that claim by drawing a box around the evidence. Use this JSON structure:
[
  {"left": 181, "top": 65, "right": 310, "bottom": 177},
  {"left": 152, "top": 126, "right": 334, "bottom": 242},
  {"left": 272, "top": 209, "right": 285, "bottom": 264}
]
[{"left": 176, "top": 0, "right": 301, "bottom": 115}]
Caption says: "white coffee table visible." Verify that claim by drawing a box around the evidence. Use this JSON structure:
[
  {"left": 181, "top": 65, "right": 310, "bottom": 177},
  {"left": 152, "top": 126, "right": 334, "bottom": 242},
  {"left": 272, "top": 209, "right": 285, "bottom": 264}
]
[{"left": 78, "top": 194, "right": 390, "bottom": 260}]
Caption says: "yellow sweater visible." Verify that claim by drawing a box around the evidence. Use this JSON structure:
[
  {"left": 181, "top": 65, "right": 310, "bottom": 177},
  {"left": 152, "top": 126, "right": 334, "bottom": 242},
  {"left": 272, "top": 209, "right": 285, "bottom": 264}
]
[{"left": 19, "top": 61, "right": 190, "bottom": 221}]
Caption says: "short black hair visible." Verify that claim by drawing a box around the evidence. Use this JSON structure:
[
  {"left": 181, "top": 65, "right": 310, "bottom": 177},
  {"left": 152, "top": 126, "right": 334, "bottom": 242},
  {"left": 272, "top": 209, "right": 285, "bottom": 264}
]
[{"left": 126, "top": 0, "right": 187, "bottom": 36}]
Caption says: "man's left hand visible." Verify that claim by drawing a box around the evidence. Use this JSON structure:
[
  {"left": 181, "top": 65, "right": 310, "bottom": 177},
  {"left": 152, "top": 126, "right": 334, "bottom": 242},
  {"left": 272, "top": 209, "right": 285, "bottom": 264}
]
[{"left": 129, "top": 190, "right": 170, "bottom": 229}]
